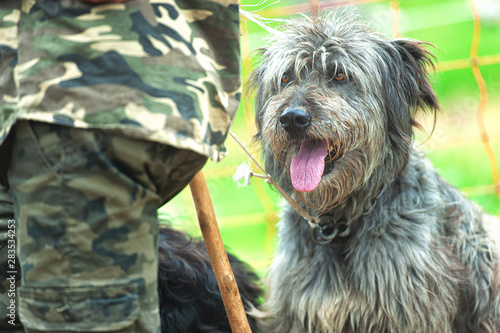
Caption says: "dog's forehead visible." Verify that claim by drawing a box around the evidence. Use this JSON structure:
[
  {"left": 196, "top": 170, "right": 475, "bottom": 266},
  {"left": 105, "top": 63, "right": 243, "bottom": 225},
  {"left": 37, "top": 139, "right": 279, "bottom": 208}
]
[
  {"left": 272, "top": 15, "right": 377, "bottom": 51},
  {"left": 262, "top": 15, "right": 387, "bottom": 75}
]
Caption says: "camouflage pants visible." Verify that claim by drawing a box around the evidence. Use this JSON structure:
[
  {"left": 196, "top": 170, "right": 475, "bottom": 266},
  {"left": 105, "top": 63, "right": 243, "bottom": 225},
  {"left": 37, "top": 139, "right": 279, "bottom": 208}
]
[{"left": 0, "top": 120, "right": 207, "bottom": 332}]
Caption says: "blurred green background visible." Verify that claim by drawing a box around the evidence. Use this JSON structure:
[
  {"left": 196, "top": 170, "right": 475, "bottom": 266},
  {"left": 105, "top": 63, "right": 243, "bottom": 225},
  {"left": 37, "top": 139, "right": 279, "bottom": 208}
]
[{"left": 160, "top": 0, "right": 500, "bottom": 275}]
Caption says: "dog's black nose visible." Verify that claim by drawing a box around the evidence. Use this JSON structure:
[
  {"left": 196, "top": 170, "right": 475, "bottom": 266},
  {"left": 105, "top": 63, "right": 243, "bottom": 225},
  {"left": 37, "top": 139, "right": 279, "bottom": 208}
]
[{"left": 280, "top": 108, "right": 311, "bottom": 132}]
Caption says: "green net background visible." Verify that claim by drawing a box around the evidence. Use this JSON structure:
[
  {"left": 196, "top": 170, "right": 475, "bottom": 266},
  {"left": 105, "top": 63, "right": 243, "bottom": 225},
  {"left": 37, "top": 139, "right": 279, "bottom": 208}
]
[{"left": 159, "top": 0, "right": 500, "bottom": 275}]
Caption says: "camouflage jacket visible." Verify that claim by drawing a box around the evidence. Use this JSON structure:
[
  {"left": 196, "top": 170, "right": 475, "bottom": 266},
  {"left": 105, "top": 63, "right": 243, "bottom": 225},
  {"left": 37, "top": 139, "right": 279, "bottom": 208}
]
[{"left": 0, "top": 0, "right": 240, "bottom": 162}]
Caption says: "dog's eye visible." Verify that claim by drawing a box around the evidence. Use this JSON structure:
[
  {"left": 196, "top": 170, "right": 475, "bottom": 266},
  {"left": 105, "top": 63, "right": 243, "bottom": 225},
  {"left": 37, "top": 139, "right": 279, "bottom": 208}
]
[
  {"left": 281, "top": 73, "right": 290, "bottom": 84},
  {"left": 334, "top": 71, "right": 345, "bottom": 81}
]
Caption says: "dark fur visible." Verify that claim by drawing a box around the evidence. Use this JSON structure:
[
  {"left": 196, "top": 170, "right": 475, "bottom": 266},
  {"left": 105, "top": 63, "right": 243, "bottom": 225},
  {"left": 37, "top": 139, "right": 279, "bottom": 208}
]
[
  {"left": 250, "top": 12, "right": 500, "bottom": 333},
  {"left": 157, "top": 226, "right": 262, "bottom": 333}
]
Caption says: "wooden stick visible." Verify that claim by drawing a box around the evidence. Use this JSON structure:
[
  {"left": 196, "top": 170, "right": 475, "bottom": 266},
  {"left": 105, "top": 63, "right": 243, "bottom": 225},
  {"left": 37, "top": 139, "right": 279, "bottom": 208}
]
[{"left": 189, "top": 170, "right": 251, "bottom": 333}]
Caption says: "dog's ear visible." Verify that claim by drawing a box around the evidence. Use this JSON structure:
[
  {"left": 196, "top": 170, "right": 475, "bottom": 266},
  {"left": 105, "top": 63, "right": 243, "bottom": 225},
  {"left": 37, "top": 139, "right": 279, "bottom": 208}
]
[
  {"left": 248, "top": 60, "right": 267, "bottom": 142},
  {"left": 383, "top": 39, "right": 439, "bottom": 151},
  {"left": 392, "top": 39, "right": 439, "bottom": 114}
]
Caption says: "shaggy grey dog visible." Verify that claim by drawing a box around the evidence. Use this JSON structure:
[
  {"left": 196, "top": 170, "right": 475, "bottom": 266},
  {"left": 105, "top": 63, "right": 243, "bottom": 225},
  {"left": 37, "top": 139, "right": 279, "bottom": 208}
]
[{"left": 250, "top": 12, "right": 500, "bottom": 333}]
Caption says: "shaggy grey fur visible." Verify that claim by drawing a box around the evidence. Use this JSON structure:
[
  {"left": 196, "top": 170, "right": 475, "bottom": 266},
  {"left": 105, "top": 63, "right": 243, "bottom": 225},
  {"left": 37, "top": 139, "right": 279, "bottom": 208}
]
[{"left": 250, "top": 12, "right": 500, "bottom": 333}]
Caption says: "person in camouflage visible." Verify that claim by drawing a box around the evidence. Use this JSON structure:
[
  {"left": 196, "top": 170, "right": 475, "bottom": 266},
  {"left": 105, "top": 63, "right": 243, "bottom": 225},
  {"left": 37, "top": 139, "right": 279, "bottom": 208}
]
[{"left": 0, "top": 0, "right": 240, "bottom": 332}]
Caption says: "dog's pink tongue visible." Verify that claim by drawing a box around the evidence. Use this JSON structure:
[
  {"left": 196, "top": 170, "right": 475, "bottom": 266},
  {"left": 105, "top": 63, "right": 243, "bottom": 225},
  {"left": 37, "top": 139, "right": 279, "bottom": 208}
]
[{"left": 290, "top": 141, "right": 328, "bottom": 192}]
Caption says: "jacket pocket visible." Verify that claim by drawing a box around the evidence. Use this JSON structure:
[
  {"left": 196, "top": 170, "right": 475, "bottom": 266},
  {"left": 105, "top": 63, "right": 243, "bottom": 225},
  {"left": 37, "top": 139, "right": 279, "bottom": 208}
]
[{"left": 19, "top": 282, "right": 140, "bottom": 332}]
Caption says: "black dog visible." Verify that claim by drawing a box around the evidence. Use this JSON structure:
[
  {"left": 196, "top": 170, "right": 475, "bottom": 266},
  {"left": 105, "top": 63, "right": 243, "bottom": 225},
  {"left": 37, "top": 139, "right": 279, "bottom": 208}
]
[{"left": 157, "top": 226, "right": 262, "bottom": 333}]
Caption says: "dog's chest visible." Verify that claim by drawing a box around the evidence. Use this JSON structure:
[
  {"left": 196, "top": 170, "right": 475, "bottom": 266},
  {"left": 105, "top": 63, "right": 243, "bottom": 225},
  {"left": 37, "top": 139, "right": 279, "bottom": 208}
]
[{"left": 272, "top": 216, "right": 456, "bottom": 332}]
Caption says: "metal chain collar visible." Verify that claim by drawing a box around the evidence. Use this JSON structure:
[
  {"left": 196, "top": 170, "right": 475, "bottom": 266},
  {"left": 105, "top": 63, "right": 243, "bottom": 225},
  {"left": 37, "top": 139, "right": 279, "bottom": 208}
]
[{"left": 309, "top": 181, "right": 392, "bottom": 246}]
